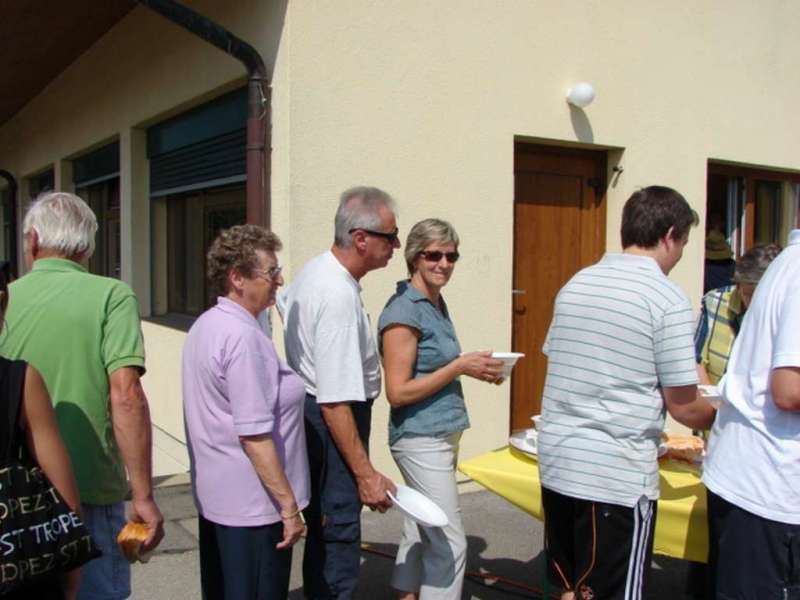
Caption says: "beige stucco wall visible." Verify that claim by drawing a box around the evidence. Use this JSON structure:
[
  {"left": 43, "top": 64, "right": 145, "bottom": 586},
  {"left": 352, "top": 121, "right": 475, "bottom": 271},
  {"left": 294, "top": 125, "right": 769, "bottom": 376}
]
[
  {"left": 281, "top": 0, "right": 800, "bottom": 472},
  {"left": 1, "top": 1, "right": 800, "bottom": 480}
]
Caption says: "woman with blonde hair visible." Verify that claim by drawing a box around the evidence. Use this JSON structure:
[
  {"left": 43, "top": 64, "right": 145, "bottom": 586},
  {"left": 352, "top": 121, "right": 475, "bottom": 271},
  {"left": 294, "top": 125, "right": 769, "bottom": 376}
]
[{"left": 378, "top": 218, "right": 503, "bottom": 599}]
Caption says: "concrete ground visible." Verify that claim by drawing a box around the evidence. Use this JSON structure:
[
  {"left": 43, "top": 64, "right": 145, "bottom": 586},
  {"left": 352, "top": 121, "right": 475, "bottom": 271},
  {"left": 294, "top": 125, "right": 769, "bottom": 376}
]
[{"left": 131, "top": 480, "right": 694, "bottom": 599}]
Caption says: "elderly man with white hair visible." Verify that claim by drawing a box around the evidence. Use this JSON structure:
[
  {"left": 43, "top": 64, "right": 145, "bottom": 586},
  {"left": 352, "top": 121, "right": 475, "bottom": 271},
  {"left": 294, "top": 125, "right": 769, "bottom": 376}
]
[{"left": 0, "top": 192, "right": 164, "bottom": 600}]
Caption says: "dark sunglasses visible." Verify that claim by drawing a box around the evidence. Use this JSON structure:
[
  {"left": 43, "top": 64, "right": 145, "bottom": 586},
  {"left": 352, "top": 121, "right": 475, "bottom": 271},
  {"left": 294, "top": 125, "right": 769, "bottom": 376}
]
[
  {"left": 349, "top": 227, "right": 400, "bottom": 243},
  {"left": 419, "top": 250, "right": 460, "bottom": 263}
]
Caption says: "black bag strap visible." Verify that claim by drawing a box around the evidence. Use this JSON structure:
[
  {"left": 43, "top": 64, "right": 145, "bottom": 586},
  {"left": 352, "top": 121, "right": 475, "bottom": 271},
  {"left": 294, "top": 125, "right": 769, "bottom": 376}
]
[{"left": 0, "top": 358, "right": 28, "bottom": 462}]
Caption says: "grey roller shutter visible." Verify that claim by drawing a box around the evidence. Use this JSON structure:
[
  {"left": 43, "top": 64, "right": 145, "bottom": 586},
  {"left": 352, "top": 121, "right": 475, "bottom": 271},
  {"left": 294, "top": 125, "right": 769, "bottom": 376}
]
[
  {"left": 28, "top": 169, "right": 54, "bottom": 197},
  {"left": 73, "top": 142, "right": 120, "bottom": 187},
  {"left": 147, "top": 88, "right": 247, "bottom": 197}
]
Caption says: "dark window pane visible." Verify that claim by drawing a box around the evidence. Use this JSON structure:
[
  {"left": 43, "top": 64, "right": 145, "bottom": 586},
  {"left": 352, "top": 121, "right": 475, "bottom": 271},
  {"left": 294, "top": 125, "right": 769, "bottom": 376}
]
[
  {"left": 162, "top": 187, "right": 245, "bottom": 318},
  {"left": 28, "top": 169, "right": 54, "bottom": 198},
  {"left": 754, "top": 180, "right": 781, "bottom": 246},
  {"left": 78, "top": 178, "right": 121, "bottom": 279},
  {"left": 0, "top": 188, "right": 11, "bottom": 262}
]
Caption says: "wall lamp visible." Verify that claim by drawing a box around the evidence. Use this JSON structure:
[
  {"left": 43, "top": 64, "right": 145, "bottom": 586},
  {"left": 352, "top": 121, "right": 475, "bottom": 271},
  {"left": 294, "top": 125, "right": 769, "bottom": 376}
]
[{"left": 566, "top": 82, "right": 596, "bottom": 108}]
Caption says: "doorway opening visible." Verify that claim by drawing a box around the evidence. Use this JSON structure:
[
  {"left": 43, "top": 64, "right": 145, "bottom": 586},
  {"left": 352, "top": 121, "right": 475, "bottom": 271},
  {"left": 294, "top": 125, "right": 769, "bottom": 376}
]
[{"left": 511, "top": 143, "right": 607, "bottom": 431}]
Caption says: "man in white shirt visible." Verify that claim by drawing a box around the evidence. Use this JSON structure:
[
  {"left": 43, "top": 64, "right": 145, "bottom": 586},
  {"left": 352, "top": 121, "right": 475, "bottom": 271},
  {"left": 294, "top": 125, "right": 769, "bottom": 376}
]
[
  {"left": 703, "top": 229, "right": 800, "bottom": 600},
  {"left": 278, "top": 186, "right": 399, "bottom": 600}
]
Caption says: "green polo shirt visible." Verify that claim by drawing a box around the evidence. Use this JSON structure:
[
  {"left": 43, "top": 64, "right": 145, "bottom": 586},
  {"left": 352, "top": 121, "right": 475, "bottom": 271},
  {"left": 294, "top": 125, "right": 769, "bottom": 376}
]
[{"left": 0, "top": 258, "right": 146, "bottom": 504}]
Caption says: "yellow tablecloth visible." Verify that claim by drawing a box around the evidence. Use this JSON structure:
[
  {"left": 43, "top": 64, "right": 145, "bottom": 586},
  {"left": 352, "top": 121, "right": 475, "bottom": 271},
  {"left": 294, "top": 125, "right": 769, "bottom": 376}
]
[{"left": 458, "top": 446, "right": 709, "bottom": 562}]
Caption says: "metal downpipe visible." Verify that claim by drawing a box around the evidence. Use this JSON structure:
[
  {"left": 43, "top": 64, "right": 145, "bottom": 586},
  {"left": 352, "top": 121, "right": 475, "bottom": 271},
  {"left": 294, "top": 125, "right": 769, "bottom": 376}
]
[{"left": 138, "top": 0, "right": 270, "bottom": 227}]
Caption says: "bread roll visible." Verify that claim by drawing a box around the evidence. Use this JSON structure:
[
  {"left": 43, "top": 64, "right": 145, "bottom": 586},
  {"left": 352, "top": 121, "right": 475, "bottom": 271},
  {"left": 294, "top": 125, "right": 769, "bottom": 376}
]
[
  {"left": 117, "top": 521, "right": 150, "bottom": 563},
  {"left": 661, "top": 432, "right": 704, "bottom": 463}
]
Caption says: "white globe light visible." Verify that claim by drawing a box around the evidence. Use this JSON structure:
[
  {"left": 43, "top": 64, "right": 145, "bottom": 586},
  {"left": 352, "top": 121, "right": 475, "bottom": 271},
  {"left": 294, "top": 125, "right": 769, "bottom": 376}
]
[{"left": 566, "top": 82, "right": 596, "bottom": 108}]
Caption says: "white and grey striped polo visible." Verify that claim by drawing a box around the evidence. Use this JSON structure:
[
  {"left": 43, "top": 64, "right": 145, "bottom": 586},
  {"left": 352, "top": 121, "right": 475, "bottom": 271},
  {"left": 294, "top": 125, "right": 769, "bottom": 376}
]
[{"left": 538, "top": 253, "right": 698, "bottom": 507}]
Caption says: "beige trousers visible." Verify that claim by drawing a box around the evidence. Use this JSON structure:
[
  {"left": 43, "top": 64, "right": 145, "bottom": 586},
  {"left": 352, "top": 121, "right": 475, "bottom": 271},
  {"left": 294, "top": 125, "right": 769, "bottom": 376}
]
[{"left": 390, "top": 432, "right": 467, "bottom": 600}]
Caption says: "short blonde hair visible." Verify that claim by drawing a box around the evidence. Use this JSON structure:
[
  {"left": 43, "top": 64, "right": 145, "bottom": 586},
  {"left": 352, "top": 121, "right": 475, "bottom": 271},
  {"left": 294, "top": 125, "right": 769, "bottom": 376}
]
[{"left": 404, "top": 218, "right": 460, "bottom": 275}]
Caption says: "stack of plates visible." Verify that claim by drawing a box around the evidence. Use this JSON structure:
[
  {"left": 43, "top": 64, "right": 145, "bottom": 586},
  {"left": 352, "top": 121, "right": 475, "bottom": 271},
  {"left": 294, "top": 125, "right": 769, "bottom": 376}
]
[{"left": 509, "top": 429, "right": 537, "bottom": 456}]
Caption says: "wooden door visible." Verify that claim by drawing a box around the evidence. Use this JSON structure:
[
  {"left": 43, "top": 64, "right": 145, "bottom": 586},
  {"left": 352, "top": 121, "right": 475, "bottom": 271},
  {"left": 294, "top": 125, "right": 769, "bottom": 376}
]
[{"left": 511, "top": 143, "right": 607, "bottom": 431}]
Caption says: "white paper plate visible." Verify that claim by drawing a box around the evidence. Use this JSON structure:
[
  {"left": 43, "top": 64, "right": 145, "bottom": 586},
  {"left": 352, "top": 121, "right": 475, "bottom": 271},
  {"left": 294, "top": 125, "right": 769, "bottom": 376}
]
[
  {"left": 509, "top": 430, "right": 537, "bottom": 456},
  {"left": 698, "top": 384, "right": 722, "bottom": 408},
  {"left": 387, "top": 484, "right": 448, "bottom": 528}
]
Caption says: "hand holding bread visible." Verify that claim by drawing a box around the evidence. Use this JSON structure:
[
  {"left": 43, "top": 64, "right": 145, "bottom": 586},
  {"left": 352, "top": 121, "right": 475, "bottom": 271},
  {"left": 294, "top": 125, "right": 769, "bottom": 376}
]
[{"left": 117, "top": 521, "right": 152, "bottom": 563}]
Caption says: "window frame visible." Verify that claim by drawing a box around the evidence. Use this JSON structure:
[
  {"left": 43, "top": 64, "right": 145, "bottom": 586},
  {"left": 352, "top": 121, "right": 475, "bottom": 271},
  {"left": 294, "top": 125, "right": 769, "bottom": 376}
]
[
  {"left": 151, "top": 184, "right": 246, "bottom": 323},
  {"left": 708, "top": 162, "right": 800, "bottom": 251}
]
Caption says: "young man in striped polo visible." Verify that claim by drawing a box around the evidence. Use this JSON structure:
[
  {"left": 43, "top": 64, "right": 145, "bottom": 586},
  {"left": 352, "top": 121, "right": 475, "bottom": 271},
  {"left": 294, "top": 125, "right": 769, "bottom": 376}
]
[{"left": 537, "top": 186, "right": 716, "bottom": 600}]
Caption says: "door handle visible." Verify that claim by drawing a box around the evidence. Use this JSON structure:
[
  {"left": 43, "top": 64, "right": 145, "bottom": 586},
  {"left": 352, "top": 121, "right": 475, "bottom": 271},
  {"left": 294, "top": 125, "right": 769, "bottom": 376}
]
[{"left": 513, "top": 289, "right": 526, "bottom": 315}]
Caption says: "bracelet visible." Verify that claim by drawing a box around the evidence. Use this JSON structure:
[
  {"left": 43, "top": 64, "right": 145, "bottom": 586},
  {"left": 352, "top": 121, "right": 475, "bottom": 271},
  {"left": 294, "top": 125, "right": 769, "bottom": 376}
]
[{"left": 281, "top": 508, "right": 305, "bottom": 522}]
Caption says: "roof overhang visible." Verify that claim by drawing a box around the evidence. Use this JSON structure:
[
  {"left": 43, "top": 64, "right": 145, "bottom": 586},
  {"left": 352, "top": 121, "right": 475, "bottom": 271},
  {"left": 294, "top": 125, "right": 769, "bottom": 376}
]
[{"left": 0, "top": 0, "right": 137, "bottom": 128}]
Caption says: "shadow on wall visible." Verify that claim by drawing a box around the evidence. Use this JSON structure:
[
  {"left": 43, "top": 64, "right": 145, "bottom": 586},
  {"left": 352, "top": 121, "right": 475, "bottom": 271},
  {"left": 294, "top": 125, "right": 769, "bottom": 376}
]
[
  {"left": 249, "top": 0, "right": 289, "bottom": 77},
  {"left": 569, "top": 105, "right": 594, "bottom": 144}
]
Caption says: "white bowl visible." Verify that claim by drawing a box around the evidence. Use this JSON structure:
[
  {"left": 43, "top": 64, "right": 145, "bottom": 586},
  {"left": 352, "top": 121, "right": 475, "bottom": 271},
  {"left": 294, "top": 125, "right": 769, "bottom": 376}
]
[
  {"left": 491, "top": 352, "right": 525, "bottom": 378},
  {"left": 387, "top": 484, "right": 448, "bottom": 528}
]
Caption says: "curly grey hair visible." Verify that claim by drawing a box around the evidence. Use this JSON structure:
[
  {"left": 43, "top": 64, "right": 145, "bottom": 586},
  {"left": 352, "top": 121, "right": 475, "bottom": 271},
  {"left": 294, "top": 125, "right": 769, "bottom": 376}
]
[
  {"left": 206, "top": 225, "right": 282, "bottom": 295},
  {"left": 734, "top": 243, "right": 782, "bottom": 285}
]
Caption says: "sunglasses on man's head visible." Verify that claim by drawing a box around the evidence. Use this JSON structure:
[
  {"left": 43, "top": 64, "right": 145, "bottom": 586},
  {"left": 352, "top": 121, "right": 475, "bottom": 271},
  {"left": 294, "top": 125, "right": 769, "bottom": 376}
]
[
  {"left": 419, "top": 250, "right": 460, "bottom": 263},
  {"left": 349, "top": 228, "right": 400, "bottom": 243}
]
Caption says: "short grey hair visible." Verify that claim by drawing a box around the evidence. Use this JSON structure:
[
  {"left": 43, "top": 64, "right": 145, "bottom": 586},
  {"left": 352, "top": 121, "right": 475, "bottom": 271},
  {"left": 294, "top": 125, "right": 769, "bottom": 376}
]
[
  {"left": 404, "top": 218, "right": 460, "bottom": 275},
  {"left": 333, "top": 186, "right": 397, "bottom": 248},
  {"left": 23, "top": 192, "right": 97, "bottom": 258},
  {"left": 734, "top": 243, "right": 781, "bottom": 285}
]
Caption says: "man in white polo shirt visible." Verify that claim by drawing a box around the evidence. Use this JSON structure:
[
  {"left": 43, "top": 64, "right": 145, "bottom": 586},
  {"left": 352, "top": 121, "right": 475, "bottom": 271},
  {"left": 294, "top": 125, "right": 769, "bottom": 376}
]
[
  {"left": 703, "top": 229, "right": 800, "bottom": 599},
  {"left": 278, "top": 186, "right": 399, "bottom": 600},
  {"left": 537, "top": 186, "right": 717, "bottom": 600}
]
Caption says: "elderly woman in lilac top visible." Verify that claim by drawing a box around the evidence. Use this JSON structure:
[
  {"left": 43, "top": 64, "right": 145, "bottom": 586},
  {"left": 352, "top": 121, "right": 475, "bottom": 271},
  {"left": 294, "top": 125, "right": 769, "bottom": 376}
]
[{"left": 182, "top": 225, "right": 309, "bottom": 600}]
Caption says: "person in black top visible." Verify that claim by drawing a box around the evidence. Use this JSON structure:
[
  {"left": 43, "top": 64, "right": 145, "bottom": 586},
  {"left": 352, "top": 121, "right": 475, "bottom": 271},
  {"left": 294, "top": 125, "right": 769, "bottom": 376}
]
[{"left": 0, "top": 266, "right": 84, "bottom": 599}]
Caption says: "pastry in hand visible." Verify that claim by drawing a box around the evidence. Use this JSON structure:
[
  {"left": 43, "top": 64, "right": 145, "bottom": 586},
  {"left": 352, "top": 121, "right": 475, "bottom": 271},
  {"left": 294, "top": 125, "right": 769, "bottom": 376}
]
[
  {"left": 661, "top": 432, "right": 704, "bottom": 463},
  {"left": 117, "top": 521, "right": 151, "bottom": 563}
]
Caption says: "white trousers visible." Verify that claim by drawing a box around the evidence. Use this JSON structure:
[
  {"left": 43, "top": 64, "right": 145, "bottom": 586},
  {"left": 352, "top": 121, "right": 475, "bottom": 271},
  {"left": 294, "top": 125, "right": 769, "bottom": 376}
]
[{"left": 390, "top": 432, "right": 467, "bottom": 600}]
